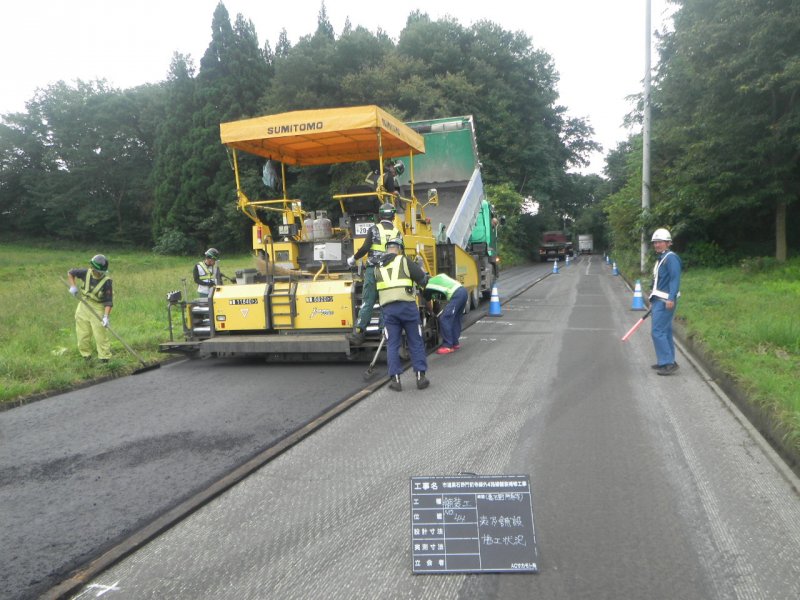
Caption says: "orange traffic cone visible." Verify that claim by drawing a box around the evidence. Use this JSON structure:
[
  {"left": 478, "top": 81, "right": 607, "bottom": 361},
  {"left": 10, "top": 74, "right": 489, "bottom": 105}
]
[
  {"left": 631, "top": 279, "right": 646, "bottom": 310},
  {"left": 488, "top": 285, "right": 502, "bottom": 317},
  {"left": 552, "top": 259, "right": 560, "bottom": 274},
  {"left": 612, "top": 262, "right": 619, "bottom": 276}
]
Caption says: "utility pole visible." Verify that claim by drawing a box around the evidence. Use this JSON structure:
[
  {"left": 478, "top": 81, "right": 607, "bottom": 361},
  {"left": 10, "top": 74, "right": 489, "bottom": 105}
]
[{"left": 641, "top": 0, "right": 652, "bottom": 272}]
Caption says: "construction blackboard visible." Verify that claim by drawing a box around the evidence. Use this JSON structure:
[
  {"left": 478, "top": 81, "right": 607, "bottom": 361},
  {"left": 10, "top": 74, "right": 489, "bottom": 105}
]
[{"left": 410, "top": 475, "right": 539, "bottom": 573}]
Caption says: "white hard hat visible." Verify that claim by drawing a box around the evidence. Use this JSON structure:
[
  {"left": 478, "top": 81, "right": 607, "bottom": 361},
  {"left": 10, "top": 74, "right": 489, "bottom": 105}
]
[{"left": 651, "top": 228, "right": 672, "bottom": 242}]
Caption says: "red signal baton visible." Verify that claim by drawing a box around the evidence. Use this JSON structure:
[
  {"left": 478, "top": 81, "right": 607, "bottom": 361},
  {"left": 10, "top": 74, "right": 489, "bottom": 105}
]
[{"left": 621, "top": 308, "right": 652, "bottom": 342}]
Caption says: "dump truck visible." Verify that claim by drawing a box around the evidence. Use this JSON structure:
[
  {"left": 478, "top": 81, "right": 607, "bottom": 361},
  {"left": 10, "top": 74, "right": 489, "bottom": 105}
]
[
  {"left": 399, "top": 116, "right": 500, "bottom": 305},
  {"left": 160, "top": 106, "right": 485, "bottom": 360},
  {"left": 578, "top": 234, "right": 594, "bottom": 254},
  {"left": 538, "top": 230, "right": 573, "bottom": 262}
]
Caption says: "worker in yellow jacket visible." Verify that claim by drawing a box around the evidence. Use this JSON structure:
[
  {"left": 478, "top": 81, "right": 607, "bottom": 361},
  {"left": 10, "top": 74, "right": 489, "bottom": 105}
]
[{"left": 67, "top": 254, "right": 113, "bottom": 363}]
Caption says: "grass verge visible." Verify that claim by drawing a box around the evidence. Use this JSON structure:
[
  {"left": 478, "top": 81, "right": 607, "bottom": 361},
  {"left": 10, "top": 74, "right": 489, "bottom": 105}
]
[
  {"left": 0, "top": 242, "right": 254, "bottom": 405},
  {"left": 677, "top": 259, "right": 800, "bottom": 456}
]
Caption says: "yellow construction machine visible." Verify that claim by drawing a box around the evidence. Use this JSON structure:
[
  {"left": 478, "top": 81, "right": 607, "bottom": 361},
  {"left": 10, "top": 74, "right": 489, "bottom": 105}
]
[{"left": 160, "top": 105, "right": 480, "bottom": 360}]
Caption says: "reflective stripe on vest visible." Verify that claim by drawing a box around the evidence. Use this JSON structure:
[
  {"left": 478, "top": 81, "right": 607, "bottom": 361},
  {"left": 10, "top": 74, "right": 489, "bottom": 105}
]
[
  {"left": 376, "top": 256, "right": 415, "bottom": 304},
  {"left": 197, "top": 261, "right": 215, "bottom": 294},
  {"left": 197, "top": 261, "right": 214, "bottom": 279},
  {"left": 652, "top": 251, "right": 676, "bottom": 300},
  {"left": 425, "top": 273, "right": 462, "bottom": 301},
  {"left": 82, "top": 273, "right": 109, "bottom": 303}
]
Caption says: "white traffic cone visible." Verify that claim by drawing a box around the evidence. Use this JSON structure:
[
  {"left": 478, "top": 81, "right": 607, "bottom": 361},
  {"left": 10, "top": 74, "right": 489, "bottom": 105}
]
[
  {"left": 631, "top": 279, "right": 646, "bottom": 310},
  {"left": 488, "top": 285, "right": 502, "bottom": 317}
]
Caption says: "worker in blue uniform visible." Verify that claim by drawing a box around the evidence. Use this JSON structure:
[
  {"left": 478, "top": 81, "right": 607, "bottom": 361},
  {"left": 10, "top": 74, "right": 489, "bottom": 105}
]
[
  {"left": 649, "top": 228, "right": 682, "bottom": 375},
  {"left": 374, "top": 237, "right": 430, "bottom": 391},
  {"left": 423, "top": 273, "right": 468, "bottom": 354}
]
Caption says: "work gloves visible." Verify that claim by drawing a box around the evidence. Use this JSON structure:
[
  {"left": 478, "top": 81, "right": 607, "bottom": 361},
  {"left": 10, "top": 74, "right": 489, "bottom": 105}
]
[
  {"left": 102, "top": 315, "right": 110, "bottom": 328},
  {"left": 347, "top": 256, "right": 356, "bottom": 267},
  {"left": 69, "top": 286, "right": 79, "bottom": 297}
]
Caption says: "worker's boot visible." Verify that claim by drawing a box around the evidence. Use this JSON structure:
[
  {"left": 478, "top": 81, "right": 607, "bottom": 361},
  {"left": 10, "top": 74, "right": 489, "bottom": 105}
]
[
  {"left": 347, "top": 328, "right": 366, "bottom": 346},
  {"left": 416, "top": 371, "right": 430, "bottom": 390},
  {"left": 389, "top": 374, "right": 402, "bottom": 391}
]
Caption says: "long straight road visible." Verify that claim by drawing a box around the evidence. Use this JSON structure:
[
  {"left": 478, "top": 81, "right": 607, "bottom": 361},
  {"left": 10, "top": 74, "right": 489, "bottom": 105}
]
[{"left": 64, "top": 256, "right": 800, "bottom": 599}]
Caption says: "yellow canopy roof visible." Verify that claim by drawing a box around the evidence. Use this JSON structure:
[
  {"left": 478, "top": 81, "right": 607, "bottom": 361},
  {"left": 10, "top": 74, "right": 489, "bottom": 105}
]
[{"left": 220, "top": 105, "right": 425, "bottom": 166}]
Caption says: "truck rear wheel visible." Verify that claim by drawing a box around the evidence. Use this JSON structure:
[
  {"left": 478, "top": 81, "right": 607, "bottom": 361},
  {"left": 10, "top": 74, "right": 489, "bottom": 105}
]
[{"left": 470, "top": 287, "right": 480, "bottom": 310}]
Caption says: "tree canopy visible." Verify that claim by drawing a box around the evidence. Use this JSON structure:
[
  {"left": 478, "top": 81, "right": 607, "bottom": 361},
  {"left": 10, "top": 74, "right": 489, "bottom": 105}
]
[
  {"left": 604, "top": 0, "right": 800, "bottom": 265},
  {"left": 0, "top": 1, "right": 605, "bottom": 257}
]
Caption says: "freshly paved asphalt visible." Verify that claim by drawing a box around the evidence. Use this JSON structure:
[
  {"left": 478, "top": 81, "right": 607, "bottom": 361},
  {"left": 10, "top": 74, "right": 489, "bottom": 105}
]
[{"left": 1, "top": 265, "right": 541, "bottom": 600}]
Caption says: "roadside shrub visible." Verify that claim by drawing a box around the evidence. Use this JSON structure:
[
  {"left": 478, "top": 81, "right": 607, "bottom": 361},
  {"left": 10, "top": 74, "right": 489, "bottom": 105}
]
[
  {"left": 152, "top": 229, "right": 194, "bottom": 256},
  {"left": 740, "top": 256, "right": 780, "bottom": 274},
  {"left": 681, "top": 240, "right": 732, "bottom": 268}
]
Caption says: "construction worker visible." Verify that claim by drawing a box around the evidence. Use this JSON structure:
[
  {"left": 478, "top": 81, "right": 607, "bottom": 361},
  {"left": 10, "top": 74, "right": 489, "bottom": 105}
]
[
  {"left": 346, "top": 202, "right": 401, "bottom": 345},
  {"left": 194, "top": 248, "right": 224, "bottom": 298},
  {"left": 365, "top": 160, "right": 405, "bottom": 197},
  {"left": 649, "top": 228, "right": 682, "bottom": 375},
  {"left": 67, "top": 254, "right": 113, "bottom": 363},
  {"left": 374, "top": 237, "right": 430, "bottom": 391},
  {"left": 383, "top": 160, "right": 404, "bottom": 196},
  {"left": 423, "top": 273, "right": 469, "bottom": 354}
]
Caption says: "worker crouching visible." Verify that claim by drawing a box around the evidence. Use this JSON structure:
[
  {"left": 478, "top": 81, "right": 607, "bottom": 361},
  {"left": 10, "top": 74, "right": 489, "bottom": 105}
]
[
  {"left": 375, "top": 237, "right": 430, "bottom": 391},
  {"left": 423, "top": 273, "right": 468, "bottom": 354}
]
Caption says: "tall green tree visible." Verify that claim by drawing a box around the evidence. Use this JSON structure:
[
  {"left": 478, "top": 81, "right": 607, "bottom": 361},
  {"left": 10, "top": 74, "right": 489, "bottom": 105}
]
[
  {"left": 150, "top": 53, "right": 198, "bottom": 253},
  {"left": 394, "top": 16, "right": 598, "bottom": 200},
  {"left": 0, "top": 80, "right": 156, "bottom": 244},
  {"left": 0, "top": 108, "right": 47, "bottom": 235},
  {"left": 653, "top": 0, "right": 800, "bottom": 260},
  {"left": 161, "top": 2, "right": 271, "bottom": 252}
]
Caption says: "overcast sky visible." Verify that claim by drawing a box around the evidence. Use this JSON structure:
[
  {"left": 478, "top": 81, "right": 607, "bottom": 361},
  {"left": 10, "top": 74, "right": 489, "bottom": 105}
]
[{"left": 0, "top": 0, "right": 674, "bottom": 174}]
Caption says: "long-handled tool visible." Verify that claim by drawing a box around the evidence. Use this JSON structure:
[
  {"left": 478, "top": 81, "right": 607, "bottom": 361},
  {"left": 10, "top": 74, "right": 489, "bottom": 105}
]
[
  {"left": 61, "top": 279, "right": 161, "bottom": 374},
  {"left": 363, "top": 330, "right": 387, "bottom": 381},
  {"left": 621, "top": 308, "right": 652, "bottom": 342}
]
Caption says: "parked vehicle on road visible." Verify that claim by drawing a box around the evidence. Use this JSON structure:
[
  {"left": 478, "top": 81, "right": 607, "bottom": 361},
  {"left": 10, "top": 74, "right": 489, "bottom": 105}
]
[
  {"left": 539, "top": 230, "right": 573, "bottom": 262},
  {"left": 578, "top": 234, "right": 594, "bottom": 254},
  {"left": 401, "top": 116, "right": 501, "bottom": 304}
]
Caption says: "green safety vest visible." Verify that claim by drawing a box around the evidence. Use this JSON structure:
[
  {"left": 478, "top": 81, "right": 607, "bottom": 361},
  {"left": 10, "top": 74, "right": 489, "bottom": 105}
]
[
  {"left": 370, "top": 222, "right": 401, "bottom": 254},
  {"left": 82, "top": 273, "right": 109, "bottom": 303},
  {"left": 376, "top": 256, "right": 415, "bottom": 305},
  {"left": 425, "top": 273, "right": 462, "bottom": 301}
]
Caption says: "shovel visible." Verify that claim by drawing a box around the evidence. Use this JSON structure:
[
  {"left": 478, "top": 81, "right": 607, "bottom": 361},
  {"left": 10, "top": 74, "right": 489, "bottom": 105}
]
[
  {"left": 362, "top": 330, "right": 387, "bottom": 381},
  {"left": 62, "top": 279, "right": 161, "bottom": 374}
]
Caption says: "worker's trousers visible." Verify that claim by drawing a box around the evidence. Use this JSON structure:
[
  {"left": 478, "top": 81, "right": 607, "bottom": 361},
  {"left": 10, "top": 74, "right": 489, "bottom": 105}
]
[
  {"left": 382, "top": 301, "right": 427, "bottom": 377},
  {"left": 650, "top": 298, "right": 676, "bottom": 366},
  {"left": 438, "top": 287, "right": 468, "bottom": 348},
  {"left": 355, "top": 266, "right": 377, "bottom": 331},
  {"left": 75, "top": 300, "right": 111, "bottom": 360}
]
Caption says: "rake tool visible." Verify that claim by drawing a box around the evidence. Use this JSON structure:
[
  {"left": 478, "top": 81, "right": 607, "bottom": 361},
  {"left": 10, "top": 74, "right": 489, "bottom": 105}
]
[{"left": 62, "top": 279, "right": 161, "bottom": 374}]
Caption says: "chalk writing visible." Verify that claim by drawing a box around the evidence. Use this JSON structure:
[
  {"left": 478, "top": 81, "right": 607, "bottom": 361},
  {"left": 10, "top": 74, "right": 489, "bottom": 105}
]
[{"left": 410, "top": 475, "right": 539, "bottom": 574}]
